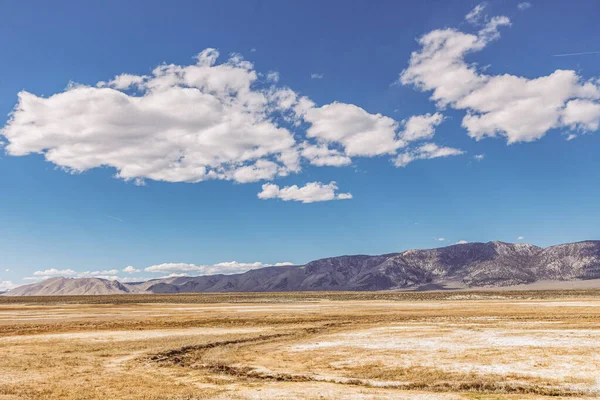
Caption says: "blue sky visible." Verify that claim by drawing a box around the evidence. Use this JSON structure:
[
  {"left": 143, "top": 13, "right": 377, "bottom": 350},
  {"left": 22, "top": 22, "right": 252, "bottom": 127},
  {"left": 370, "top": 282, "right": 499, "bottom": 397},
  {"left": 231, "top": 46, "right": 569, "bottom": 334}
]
[{"left": 1, "top": 0, "right": 599, "bottom": 288}]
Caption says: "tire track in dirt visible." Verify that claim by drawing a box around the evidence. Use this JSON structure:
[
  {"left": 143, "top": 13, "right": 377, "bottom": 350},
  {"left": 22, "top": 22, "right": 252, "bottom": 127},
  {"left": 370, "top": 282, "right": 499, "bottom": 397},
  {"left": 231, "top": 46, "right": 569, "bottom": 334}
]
[{"left": 145, "top": 322, "right": 591, "bottom": 397}]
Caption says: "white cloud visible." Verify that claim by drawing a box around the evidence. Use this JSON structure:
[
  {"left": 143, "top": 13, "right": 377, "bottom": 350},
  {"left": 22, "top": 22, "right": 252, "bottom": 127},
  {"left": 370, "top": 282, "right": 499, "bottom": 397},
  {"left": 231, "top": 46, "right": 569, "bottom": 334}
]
[
  {"left": 4, "top": 269, "right": 11, "bottom": 272},
  {"left": 103, "top": 73, "right": 147, "bottom": 90},
  {"left": 0, "top": 281, "right": 17, "bottom": 291},
  {"left": 465, "top": 4, "right": 486, "bottom": 25},
  {"left": 304, "top": 102, "right": 402, "bottom": 157},
  {"left": 400, "top": 26, "right": 492, "bottom": 106},
  {"left": 77, "top": 269, "right": 120, "bottom": 277},
  {"left": 33, "top": 268, "right": 76, "bottom": 276},
  {"left": 394, "top": 143, "right": 464, "bottom": 167},
  {"left": 561, "top": 99, "right": 600, "bottom": 132},
  {"left": 258, "top": 181, "right": 352, "bottom": 203},
  {"left": 435, "top": 237, "right": 446, "bottom": 242},
  {"left": 99, "top": 269, "right": 119, "bottom": 275},
  {"left": 145, "top": 263, "right": 205, "bottom": 273},
  {"left": 517, "top": 236, "right": 525, "bottom": 240},
  {"left": 300, "top": 142, "right": 352, "bottom": 167},
  {"left": 400, "top": 112, "right": 444, "bottom": 142},
  {"left": 1, "top": 48, "right": 467, "bottom": 191},
  {"left": 517, "top": 2, "right": 532, "bottom": 10},
  {"left": 21, "top": 261, "right": 294, "bottom": 283},
  {"left": 115, "top": 276, "right": 152, "bottom": 283},
  {"left": 212, "top": 261, "right": 264, "bottom": 269},
  {"left": 231, "top": 159, "right": 284, "bottom": 183},
  {"left": 400, "top": 9, "right": 600, "bottom": 144},
  {"left": 478, "top": 15, "right": 511, "bottom": 42},
  {"left": 310, "top": 73, "right": 324, "bottom": 79},
  {"left": 274, "top": 262, "right": 294, "bottom": 266},
  {"left": 210, "top": 261, "right": 277, "bottom": 274},
  {"left": 474, "top": 154, "right": 485, "bottom": 160},
  {"left": 459, "top": 71, "right": 600, "bottom": 143},
  {"left": 1, "top": 49, "right": 299, "bottom": 185},
  {"left": 455, "top": 240, "right": 469, "bottom": 244},
  {"left": 145, "top": 260, "right": 292, "bottom": 275},
  {"left": 26, "top": 269, "right": 126, "bottom": 282},
  {"left": 266, "top": 71, "right": 280, "bottom": 83},
  {"left": 160, "top": 273, "right": 188, "bottom": 278}
]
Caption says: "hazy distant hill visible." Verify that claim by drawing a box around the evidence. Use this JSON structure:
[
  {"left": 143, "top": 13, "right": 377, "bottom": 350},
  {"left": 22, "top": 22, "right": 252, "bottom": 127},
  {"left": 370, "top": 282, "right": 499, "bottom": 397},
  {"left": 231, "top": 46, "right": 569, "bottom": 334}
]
[
  {"left": 5, "top": 241, "right": 600, "bottom": 296},
  {"left": 5, "top": 277, "right": 136, "bottom": 296}
]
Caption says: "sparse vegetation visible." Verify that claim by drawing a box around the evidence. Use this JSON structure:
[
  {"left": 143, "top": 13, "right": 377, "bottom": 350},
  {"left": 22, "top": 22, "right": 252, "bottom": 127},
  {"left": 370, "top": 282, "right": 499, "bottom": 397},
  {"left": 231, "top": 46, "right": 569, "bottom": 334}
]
[
  {"left": 3, "top": 288, "right": 600, "bottom": 305},
  {"left": 1, "top": 291, "right": 599, "bottom": 399}
]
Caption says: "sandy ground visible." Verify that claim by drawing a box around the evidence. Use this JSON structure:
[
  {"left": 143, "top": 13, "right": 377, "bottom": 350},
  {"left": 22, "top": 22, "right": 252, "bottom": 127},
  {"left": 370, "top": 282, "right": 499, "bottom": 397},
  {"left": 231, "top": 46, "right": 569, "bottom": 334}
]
[
  {"left": 1, "top": 293, "right": 600, "bottom": 399},
  {"left": 0, "top": 327, "right": 264, "bottom": 343}
]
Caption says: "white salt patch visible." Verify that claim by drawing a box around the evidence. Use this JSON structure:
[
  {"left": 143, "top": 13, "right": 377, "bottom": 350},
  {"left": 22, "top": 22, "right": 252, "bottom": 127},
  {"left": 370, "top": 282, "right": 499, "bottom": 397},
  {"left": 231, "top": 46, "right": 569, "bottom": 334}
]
[
  {"left": 510, "top": 301, "right": 600, "bottom": 307},
  {"left": 291, "top": 326, "right": 600, "bottom": 352}
]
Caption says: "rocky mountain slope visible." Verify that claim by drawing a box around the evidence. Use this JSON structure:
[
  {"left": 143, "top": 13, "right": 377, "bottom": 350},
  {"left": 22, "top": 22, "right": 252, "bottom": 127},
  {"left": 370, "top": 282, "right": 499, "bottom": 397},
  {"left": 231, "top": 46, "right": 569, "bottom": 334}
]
[
  {"left": 5, "top": 241, "right": 600, "bottom": 296},
  {"left": 5, "top": 277, "right": 136, "bottom": 296}
]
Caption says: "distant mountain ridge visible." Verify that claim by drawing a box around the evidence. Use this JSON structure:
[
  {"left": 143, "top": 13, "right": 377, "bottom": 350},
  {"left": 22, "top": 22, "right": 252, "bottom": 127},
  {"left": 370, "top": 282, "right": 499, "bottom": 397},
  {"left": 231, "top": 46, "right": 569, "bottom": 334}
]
[
  {"left": 6, "top": 277, "right": 135, "bottom": 296},
  {"left": 5, "top": 240, "right": 600, "bottom": 296}
]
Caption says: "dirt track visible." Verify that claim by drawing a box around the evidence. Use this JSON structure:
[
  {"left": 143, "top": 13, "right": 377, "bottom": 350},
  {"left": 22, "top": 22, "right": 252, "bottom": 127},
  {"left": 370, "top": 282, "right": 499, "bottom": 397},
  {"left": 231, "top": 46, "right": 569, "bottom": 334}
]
[{"left": 1, "top": 291, "right": 600, "bottom": 399}]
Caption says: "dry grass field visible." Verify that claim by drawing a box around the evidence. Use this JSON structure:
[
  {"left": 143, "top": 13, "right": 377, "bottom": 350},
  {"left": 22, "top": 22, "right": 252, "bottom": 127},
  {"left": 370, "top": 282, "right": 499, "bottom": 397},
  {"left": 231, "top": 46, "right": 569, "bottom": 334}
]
[{"left": 1, "top": 290, "right": 600, "bottom": 399}]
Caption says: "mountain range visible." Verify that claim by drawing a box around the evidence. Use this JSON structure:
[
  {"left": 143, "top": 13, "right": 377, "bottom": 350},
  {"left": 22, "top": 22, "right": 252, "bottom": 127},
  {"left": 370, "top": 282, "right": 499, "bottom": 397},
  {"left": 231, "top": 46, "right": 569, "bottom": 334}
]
[{"left": 4, "top": 240, "right": 600, "bottom": 296}]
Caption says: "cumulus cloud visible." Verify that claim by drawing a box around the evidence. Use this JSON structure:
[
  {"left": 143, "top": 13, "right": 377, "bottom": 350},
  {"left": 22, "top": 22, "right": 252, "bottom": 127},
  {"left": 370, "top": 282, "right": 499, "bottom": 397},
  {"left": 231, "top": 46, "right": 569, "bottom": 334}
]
[
  {"left": 210, "top": 261, "right": 288, "bottom": 274},
  {"left": 394, "top": 143, "right": 464, "bottom": 167},
  {"left": 21, "top": 261, "right": 294, "bottom": 283},
  {"left": 274, "top": 262, "right": 294, "bottom": 266},
  {"left": 1, "top": 48, "right": 466, "bottom": 193},
  {"left": 400, "top": 8, "right": 600, "bottom": 144},
  {"left": 33, "top": 269, "right": 76, "bottom": 276},
  {"left": 304, "top": 102, "right": 402, "bottom": 157},
  {"left": 310, "top": 73, "right": 324, "bottom": 79},
  {"left": 0, "top": 281, "right": 17, "bottom": 291},
  {"left": 455, "top": 240, "right": 469, "bottom": 244},
  {"left": 474, "top": 154, "right": 485, "bottom": 161},
  {"left": 435, "top": 237, "right": 446, "bottom": 242},
  {"left": 1, "top": 49, "right": 300, "bottom": 185},
  {"left": 400, "top": 112, "right": 444, "bottom": 142},
  {"left": 300, "top": 142, "right": 352, "bottom": 167},
  {"left": 517, "top": 236, "right": 525, "bottom": 240},
  {"left": 231, "top": 159, "right": 285, "bottom": 183},
  {"left": 258, "top": 181, "right": 352, "bottom": 203},
  {"left": 145, "top": 260, "right": 292, "bottom": 275},
  {"left": 561, "top": 99, "right": 600, "bottom": 132},
  {"left": 101, "top": 73, "right": 147, "bottom": 90}
]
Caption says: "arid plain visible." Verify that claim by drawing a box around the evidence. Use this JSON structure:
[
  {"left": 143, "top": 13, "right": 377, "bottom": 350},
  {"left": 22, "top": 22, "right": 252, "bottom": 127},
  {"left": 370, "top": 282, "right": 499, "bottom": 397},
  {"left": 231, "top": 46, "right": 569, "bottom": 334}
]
[{"left": 1, "top": 291, "right": 600, "bottom": 400}]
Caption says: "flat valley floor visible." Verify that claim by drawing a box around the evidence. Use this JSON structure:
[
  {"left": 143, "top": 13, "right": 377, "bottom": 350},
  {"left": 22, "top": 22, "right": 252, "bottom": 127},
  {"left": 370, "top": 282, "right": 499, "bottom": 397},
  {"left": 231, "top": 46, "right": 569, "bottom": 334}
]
[{"left": 1, "top": 290, "right": 600, "bottom": 399}]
